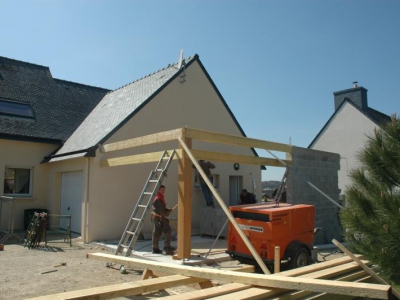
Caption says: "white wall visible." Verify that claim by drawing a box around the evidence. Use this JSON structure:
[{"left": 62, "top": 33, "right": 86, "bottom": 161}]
[
  {"left": 310, "top": 103, "right": 379, "bottom": 195},
  {"left": 83, "top": 60, "right": 261, "bottom": 242}
]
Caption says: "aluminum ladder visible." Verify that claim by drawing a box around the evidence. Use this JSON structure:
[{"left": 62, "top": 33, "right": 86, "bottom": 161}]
[{"left": 114, "top": 150, "right": 176, "bottom": 257}]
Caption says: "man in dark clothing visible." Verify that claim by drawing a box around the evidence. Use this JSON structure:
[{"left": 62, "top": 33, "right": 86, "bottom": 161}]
[
  {"left": 240, "top": 189, "right": 256, "bottom": 205},
  {"left": 192, "top": 160, "right": 216, "bottom": 208},
  {"left": 151, "top": 185, "right": 175, "bottom": 254}
]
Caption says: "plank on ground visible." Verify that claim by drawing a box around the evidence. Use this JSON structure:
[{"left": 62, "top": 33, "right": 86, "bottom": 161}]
[
  {"left": 27, "top": 274, "right": 206, "bottom": 300},
  {"left": 158, "top": 283, "right": 250, "bottom": 300},
  {"left": 87, "top": 252, "right": 391, "bottom": 299}
]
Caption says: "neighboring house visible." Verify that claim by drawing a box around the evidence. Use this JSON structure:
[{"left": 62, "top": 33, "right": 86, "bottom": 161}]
[
  {"left": 1, "top": 54, "right": 262, "bottom": 243},
  {"left": 0, "top": 56, "right": 110, "bottom": 233},
  {"left": 308, "top": 83, "right": 391, "bottom": 202}
]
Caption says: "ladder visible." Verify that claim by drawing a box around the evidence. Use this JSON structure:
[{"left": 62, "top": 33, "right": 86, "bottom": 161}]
[
  {"left": 274, "top": 168, "right": 288, "bottom": 206},
  {"left": 114, "top": 150, "right": 176, "bottom": 257}
]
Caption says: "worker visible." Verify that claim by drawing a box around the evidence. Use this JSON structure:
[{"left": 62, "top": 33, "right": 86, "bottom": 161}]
[
  {"left": 151, "top": 185, "right": 175, "bottom": 254},
  {"left": 240, "top": 189, "right": 256, "bottom": 205},
  {"left": 192, "top": 160, "right": 216, "bottom": 208}
]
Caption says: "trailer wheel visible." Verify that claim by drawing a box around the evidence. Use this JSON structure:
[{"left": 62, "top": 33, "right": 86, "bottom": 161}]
[{"left": 289, "top": 247, "right": 309, "bottom": 269}]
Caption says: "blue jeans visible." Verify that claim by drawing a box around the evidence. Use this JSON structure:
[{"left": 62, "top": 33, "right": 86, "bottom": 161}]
[{"left": 200, "top": 177, "right": 215, "bottom": 207}]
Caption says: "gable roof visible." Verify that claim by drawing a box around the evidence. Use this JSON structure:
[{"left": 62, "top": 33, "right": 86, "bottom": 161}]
[
  {"left": 0, "top": 56, "right": 110, "bottom": 143},
  {"left": 48, "top": 54, "right": 263, "bottom": 168},
  {"left": 308, "top": 99, "right": 391, "bottom": 148}
]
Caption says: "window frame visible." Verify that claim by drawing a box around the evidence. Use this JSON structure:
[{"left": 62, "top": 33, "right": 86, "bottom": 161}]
[
  {"left": 3, "top": 165, "right": 34, "bottom": 197},
  {"left": 194, "top": 174, "right": 220, "bottom": 189},
  {"left": 0, "top": 98, "right": 35, "bottom": 118}
]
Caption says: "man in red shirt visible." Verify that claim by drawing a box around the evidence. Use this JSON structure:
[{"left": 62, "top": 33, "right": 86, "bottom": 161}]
[{"left": 151, "top": 185, "right": 175, "bottom": 254}]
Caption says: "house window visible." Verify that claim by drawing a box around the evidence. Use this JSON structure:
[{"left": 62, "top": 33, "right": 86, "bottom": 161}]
[
  {"left": 194, "top": 174, "right": 220, "bottom": 189},
  {"left": 0, "top": 98, "right": 34, "bottom": 118},
  {"left": 3, "top": 167, "right": 32, "bottom": 196}
]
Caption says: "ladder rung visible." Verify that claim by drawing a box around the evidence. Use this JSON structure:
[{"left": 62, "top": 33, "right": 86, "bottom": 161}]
[
  {"left": 144, "top": 192, "right": 153, "bottom": 195},
  {"left": 131, "top": 217, "right": 142, "bottom": 222},
  {"left": 156, "top": 169, "right": 164, "bottom": 172},
  {"left": 162, "top": 157, "right": 170, "bottom": 160},
  {"left": 137, "top": 205, "right": 147, "bottom": 208},
  {"left": 149, "top": 180, "right": 158, "bottom": 182},
  {"left": 126, "top": 231, "right": 136, "bottom": 235}
]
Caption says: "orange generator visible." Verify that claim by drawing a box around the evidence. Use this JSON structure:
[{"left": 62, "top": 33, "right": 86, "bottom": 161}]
[{"left": 226, "top": 202, "right": 316, "bottom": 271}]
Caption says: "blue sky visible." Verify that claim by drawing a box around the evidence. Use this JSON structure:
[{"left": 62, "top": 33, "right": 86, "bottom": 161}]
[{"left": 1, "top": 0, "right": 399, "bottom": 181}]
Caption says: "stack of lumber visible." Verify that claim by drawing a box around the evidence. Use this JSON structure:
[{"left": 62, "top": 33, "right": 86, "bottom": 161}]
[{"left": 29, "top": 252, "right": 394, "bottom": 300}]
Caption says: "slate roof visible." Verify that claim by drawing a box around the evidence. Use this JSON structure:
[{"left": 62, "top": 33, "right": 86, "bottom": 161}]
[
  {"left": 0, "top": 56, "right": 110, "bottom": 143},
  {"left": 53, "top": 55, "right": 198, "bottom": 156},
  {"left": 308, "top": 99, "right": 391, "bottom": 148}
]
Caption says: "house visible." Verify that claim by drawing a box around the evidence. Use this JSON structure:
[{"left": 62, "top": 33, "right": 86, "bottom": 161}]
[
  {"left": 0, "top": 56, "right": 109, "bottom": 233},
  {"left": 1, "top": 54, "right": 262, "bottom": 244},
  {"left": 308, "top": 83, "right": 391, "bottom": 202}
]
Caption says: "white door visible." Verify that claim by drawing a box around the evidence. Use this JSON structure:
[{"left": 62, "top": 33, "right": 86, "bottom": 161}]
[
  {"left": 229, "top": 176, "right": 242, "bottom": 206},
  {"left": 60, "top": 171, "right": 83, "bottom": 233}
]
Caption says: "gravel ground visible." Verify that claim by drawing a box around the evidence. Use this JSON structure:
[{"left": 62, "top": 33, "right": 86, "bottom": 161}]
[{"left": 0, "top": 234, "right": 345, "bottom": 300}]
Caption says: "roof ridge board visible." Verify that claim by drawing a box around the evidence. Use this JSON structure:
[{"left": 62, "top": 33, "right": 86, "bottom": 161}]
[
  {"left": 110, "top": 55, "right": 196, "bottom": 94},
  {"left": 0, "top": 55, "right": 50, "bottom": 70},
  {"left": 53, "top": 78, "right": 111, "bottom": 92}
]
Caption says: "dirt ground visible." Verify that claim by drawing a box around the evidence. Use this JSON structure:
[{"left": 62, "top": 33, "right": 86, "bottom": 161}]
[{"left": 0, "top": 235, "right": 345, "bottom": 300}]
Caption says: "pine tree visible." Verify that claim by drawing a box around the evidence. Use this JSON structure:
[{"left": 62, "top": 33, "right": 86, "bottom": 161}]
[{"left": 340, "top": 114, "right": 400, "bottom": 283}]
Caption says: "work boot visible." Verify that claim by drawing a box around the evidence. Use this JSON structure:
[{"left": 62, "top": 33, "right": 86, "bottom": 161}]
[
  {"left": 164, "top": 246, "right": 176, "bottom": 251},
  {"left": 152, "top": 248, "right": 162, "bottom": 254}
]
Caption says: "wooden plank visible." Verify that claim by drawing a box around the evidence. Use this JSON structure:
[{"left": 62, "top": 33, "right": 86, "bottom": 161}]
[
  {"left": 276, "top": 255, "right": 363, "bottom": 277},
  {"left": 190, "top": 149, "right": 292, "bottom": 167},
  {"left": 332, "top": 239, "right": 399, "bottom": 300},
  {"left": 274, "top": 269, "right": 371, "bottom": 300},
  {"left": 185, "top": 127, "right": 293, "bottom": 153},
  {"left": 99, "top": 149, "right": 180, "bottom": 168},
  {"left": 215, "top": 263, "right": 255, "bottom": 273},
  {"left": 87, "top": 253, "right": 391, "bottom": 299},
  {"left": 299, "top": 261, "right": 368, "bottom": 279},
  {"left": 160, "top": 283, "right": 251, "bottom": 300},
  {"left": 176, "top": 129, "right": 192, "bottom": 259},
  {"left": 101, "top": 128, "right": 183, "bottom": 152},
  {"left": 178, "top": 138, "right": 271, "bottom": 275},
  {"left": 28, "top": 274, "right": 206, "bottom": 300},
  {"left": 211, "top": 287, "right": 283, "bottom": 300},
  {"left": 100, "top": 148, "right": 291, "bottom": 168}
]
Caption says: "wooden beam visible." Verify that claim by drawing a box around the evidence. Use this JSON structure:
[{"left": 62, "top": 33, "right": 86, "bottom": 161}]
[
  {"left": 160, "top": 283, "right": 251, "bottom": 300},
  {"left": 277, "top": 255, "right": 363, "bottom": 277},
  {"left": 178, "top": 138, "right": 271, "bottom": 275},
  {"left": 211, "top": 287, "right": 283, "bottom": 300},
  {"left": 176, "top": 128, "right": 192, "bottom": 259},
  {"left": 190, "top": 149, "right": 292, "bottom": 167},
  {"left": 185, "top": 127, "right": 293, "bottom": 153},
  {"left": 87, "top": 253, "right": 391, "bottom": 299},
  {"left": 99, "top": 150, "right": 180, "bottom": 168},
  {"left": 332, "top": 239, "right": 399, "bottom": 299},
  {"left": 28, "top": 274, "right": 206, "bottom": 300},
  {"left": 100, "top": 148, "right": 291, "bottom": 168},
  {"left": 100, "top": 128, "right": 183, "bottom": 153}
]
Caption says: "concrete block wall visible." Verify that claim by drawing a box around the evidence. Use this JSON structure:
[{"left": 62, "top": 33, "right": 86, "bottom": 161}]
[
  {"left": 200, "top": 208, "right": 228, "bottom": 237},
  {"left": 286, "top": 146, "right": 342, "bottom": 245}
]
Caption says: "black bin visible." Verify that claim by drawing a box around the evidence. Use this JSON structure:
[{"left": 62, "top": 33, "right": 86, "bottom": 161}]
[{"left": 24, "top": 208, "right": 49, "bottom": 230}]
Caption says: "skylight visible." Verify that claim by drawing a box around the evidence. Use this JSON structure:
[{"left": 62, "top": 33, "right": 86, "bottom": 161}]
[{"left": 0, "top": 98, "right": 34, "bottom": 118}]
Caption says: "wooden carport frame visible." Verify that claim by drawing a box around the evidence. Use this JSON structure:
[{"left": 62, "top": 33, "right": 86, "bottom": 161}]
[{"left": 100, "top": 127, "right": 293, "bottom": 274}]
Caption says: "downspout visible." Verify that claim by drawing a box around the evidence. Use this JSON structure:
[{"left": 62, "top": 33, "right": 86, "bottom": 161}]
[{"left": 83, "top": 157, "right": 90, "bottom": 243}]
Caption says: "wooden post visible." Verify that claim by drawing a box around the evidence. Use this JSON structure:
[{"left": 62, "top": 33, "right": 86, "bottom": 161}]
[
  {"left": 175, "top": 128, "right": 192, "bottom": 259},
  {"left": 178, "top": 138, "right": 271, "bottom": 275},
  {"left": 274, "top": 246, "right": 280, "bottom": 274}
]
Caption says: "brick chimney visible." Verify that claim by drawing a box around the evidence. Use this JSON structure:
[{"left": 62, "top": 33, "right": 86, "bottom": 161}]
[{"left": 333, "top": 82, "right": 368, "bottom": 111}]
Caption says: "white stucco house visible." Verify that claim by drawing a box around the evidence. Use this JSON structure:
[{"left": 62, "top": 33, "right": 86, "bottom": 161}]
[
  {"left": 308, "top": 83, "right": 391, "bottom": 202},
  {"left": 0, "top": 54, "right": 262, "bottom": 243}
]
